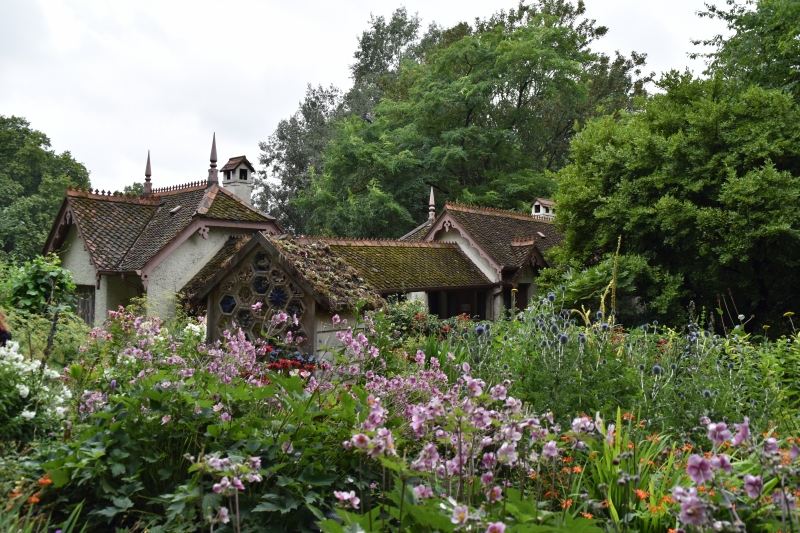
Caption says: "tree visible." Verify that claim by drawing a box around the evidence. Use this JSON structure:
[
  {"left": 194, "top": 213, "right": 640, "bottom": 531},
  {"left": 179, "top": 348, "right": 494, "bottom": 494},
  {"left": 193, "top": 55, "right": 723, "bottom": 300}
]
[
  {"left": 299, "top": 0, "right": 649, "bottom": 237},
  {"left": 553, "top": 72, "right": 800, "bottom": 327},
  {"left": 255, "top": 7, "right": 433, "bottom": 233},
  {"left": 124, "top": 182, "right": 144, "bottom": 196},
  {"left": 693, "top": 0, "right": 800, "bottom": 98},
  {"left": 0, "top": 116, "right": 90, "bottom": 261}
]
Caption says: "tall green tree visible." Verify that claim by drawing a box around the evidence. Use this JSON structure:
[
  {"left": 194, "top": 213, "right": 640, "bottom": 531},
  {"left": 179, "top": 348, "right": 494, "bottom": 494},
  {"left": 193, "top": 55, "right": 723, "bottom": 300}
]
[
  {"left": 0, "top": 116, "right": 90, "bottom": 261},
  {"left": 554, "top": 72, "right": 800, "bottom": 326},
  {"left": 297, "top": 0, "right": 649, "bottom": 237},
  {"left": 255, "top": 7, "right": 433, "bottom": 233},
  {"left": 692, "top": 0, "right": 800, "bottom": 98}
]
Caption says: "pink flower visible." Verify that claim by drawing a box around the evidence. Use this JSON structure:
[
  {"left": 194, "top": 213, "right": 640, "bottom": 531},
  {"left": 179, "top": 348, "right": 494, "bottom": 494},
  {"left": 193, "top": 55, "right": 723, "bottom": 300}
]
[
  {"left": 732, "top": 417, "right": 750, "bottom": 446},
  {"left": 333, "top": 490, "right": 360, "bottom": 509},
  {"left": 486, "top": 523, "right": 506, "bottom": 533},
  {"left": 679, "top": 496, "right": 707, "bottom": 526},
  {"left": 764, "top": 437, "right": 779, "bottom": 455},
  {"left": 686, "top": 454, "right": 713, "bottom": 484},
  {"left": 489, "top": 384, "right": 507, "bottom": 400},
  {"left": 220, "top": 412, "right": 231, "bottom": 422},
  {"left": 251, "top": 302, "right": 263, "bottom": 310},
  {"left": 710, "top": 454, "right": 732, "bottom": 473},
  {"left": 161, "top": 415, "right": 171, "bottom": 425},
  {"left": 351, "top": 434, "right": 371, "bottom": 449},
  {"left": 451, "top": 505, "right": 469, "bottom": 525},
  {"left": 413, "top": 485, "right": 434, "bottom": 499},
  {"left": 218, "top": 506, "right": 230, "bottom": 524},
  {"left": 486, "top": 485, "right": 503, "bottom": 503},
  {"left": 497, "top": 443, "right": 518, "bottom": 465},
  {"left": 232, "top": 477, "right": 245, "bottom": 490},
  {"left": 481, "top": 472, "right": 494, "bottom": 486},
  {"left": 707, "top": 422, "right": 732, "bottom": 445},
  {"left": 744, "top": 475, "right": 763, "bottom": 498},
  {"left": 542, "top": 440, "right": 559, "bottom": 459},
  {"left": 281, "top": 441, "right": 294, "bottom": 454},
  {"left": 332, "top": 315, "right": 341, "bottom": 325}
]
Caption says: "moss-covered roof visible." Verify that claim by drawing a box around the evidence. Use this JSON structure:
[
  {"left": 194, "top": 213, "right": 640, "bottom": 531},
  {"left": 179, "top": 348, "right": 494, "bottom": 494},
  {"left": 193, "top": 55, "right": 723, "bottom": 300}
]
[
  {"left": 399, "top": 220, "right": 433, "bottom": 241},
  {"left": 182, "top": 235, "right": 252, "bottom": 297},
  {"left": 271, "top": 236, "right": 385, "bottom": 312},
  {"left": 318, "top": 239, "right": 492, "bottom": 291}
]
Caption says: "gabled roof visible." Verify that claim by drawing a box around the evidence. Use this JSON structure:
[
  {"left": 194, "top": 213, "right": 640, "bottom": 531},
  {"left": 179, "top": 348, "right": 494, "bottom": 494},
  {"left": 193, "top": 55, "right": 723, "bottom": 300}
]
[
  {"left": 316, "top": 238, "right": 492, "bottom": 291},
  {"left": 220, "top": 156, "right": 255, "bottom": 173},
  {"left": 431, "top": 202, "right": 562, "bottom": 269},
  {"left": 192, "top": 233, "right": 384, "bottom": 312},
  {"left": 399, "top": 220, "right": 433, "bottom": 242},
  {"left": 532, "top": 197, "right": 555, "bottom": 207},
  {"left": 45, "top": 182, "right": 276, "bottom": 272}
]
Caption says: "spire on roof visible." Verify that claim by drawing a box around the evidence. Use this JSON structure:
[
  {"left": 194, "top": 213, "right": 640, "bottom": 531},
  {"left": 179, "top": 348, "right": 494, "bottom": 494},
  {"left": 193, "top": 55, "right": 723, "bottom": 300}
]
[
  {"left": 144, "top": 150, "right": 152, "bottom": 195},
  {"left": 207, "top": 133, "right": 219, "bottom": 186},
  {"left": 428, "top": 186, "right": 435, "bottom": 220}
]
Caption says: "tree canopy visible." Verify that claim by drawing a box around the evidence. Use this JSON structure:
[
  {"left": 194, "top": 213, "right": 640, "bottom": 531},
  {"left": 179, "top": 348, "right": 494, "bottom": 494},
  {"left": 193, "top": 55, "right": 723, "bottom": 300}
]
[
  {"left": 0, "top": 116, "right": 90, "bottom": 261},
  {"left": 257, "top": 1, "right": 649, "bottom": 236}
]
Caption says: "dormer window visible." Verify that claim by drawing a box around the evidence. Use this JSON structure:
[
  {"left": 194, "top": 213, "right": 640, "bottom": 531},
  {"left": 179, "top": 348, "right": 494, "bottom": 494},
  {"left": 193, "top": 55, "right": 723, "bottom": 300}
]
[
  {"left": 224, "top": 170, "right": 232, "bottom": 180},
  {"left": 239, "top": 168, "right": 248, "bottom": 180}
]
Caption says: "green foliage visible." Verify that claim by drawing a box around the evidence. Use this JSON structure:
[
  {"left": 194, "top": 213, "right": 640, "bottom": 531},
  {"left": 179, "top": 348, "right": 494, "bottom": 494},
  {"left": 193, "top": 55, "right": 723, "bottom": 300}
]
[
  {"left": 3, "top": 254, "right": 76, "bottom": 314},
  {"left": 123, "top": 182, "right": 144, "bottom": 196},
  {"left": 0, "top": 116, "right": 90, "bottom": 261},
  {"left": 554, "top": 71, "right": 800, "bottom": 329},
  {"left": 693, "top": 0, "right": 800, "bottom": 98}
]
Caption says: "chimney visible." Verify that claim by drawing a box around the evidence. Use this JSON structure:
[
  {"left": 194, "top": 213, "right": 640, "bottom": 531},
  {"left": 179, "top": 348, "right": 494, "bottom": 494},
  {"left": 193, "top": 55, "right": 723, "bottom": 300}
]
[
  {"left": 220, "top": 154, "right": 255, "bottom": 205},
  {"left": 143, "top": 150, "right": 152, "bottom": 195},
  {"left": 428, "top": 186, "right": 435, "bottom": 220},
  {"left": 207, "top": 133, "right": 219, "bottom": 186}
]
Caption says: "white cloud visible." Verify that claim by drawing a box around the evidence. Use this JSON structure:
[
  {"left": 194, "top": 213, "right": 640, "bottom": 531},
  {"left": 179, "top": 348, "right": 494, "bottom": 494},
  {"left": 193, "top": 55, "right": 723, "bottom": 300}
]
[{"left": 0, "top": 0, "right": 729, "bottom": 192}]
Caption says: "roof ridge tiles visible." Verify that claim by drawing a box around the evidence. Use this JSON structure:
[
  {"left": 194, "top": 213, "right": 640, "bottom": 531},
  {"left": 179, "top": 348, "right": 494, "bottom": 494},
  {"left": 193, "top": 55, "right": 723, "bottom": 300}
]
[
  {"left": 444, "top": 201, "right": 555, "bottom": 223},
  {"left": 295, "top": 236, "right": 458, "bottom": 248},
  {"left": 66, "top": 185, "right": 162, "bottom": 204},
  {"left": 151, "top": 181, "right": 207, "bottom": 194}
]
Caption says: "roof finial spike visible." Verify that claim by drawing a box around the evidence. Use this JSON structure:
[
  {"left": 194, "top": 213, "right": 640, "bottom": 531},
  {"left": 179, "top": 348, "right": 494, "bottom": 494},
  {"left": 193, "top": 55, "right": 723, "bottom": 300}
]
[
  {"left": 207, "top": 133, "right": 219, "bottom": 186},
  {"left": 428, "top": 186, "right": 436, "bottom": 220},
  {"left": 144, "top": 150, "right": 153, "bottom": 195}
]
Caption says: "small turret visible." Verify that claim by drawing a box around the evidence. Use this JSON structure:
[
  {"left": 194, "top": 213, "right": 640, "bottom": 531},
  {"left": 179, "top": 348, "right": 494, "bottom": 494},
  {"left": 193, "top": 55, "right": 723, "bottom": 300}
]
[{"left": 220, "top": 155, "right": 256, "bottom": 205}]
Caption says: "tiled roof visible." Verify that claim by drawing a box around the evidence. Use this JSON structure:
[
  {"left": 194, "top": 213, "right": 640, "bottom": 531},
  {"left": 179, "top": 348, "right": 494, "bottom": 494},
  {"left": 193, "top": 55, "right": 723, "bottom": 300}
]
[
  {"left": 182, "top": 235, "right": 251, "bottom": 297},
  {"left": 67, "top": 193, "right": 160, "bottom": 270},
  {"left": 60, "top": 183, "right": 274, "bottom": 272},
  {"left": 220, "top": 156, "right": 255, "bottom": 172},
  {"left": 441, "top": 203, "right": 563, "bottom": 268},
  {"left": 399, "top": 220, "right": 432, "bottom": 241},
  {"left": 272, "top": 236, "right": 384, "bottom": 312},
  {"left": 321, "top": 239, "right": 492, "bottom": 291}
]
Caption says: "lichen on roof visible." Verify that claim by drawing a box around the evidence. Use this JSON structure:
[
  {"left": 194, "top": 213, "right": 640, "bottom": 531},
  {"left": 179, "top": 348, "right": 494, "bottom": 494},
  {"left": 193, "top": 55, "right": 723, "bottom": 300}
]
[{"left": 268, "top": 234, "right": 384, "bottom": 312}]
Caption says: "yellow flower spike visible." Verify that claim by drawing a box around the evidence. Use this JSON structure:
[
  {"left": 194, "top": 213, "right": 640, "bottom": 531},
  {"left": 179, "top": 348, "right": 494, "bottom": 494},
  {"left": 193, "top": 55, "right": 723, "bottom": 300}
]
[{"left": 784, "top": 312, "right": 795, "bottom": 317}]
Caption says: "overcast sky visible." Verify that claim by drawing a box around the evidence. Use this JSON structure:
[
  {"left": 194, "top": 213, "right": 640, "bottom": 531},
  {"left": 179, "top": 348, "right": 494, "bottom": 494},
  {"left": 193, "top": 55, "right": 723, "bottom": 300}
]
[{"left": 0, "top": 0, "right": 729, "bottom": 192}]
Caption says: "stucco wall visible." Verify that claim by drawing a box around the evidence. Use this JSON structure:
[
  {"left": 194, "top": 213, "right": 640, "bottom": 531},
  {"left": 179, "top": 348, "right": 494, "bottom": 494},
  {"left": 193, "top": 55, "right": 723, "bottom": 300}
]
[
  {"left": 221, "top": 164, "right": 253, "bottom": 206},
  {"left": 314, "top": 310, "right": 358, "bottom": 357},
  {"left": 432, "top": 228, "right": 500, "bottom": 282},
  {"left": 148, "top": 228, "right": 239, "bottom": 319},
  {"left": 59, "top": 225, "right": 95, "bottom": 286}
]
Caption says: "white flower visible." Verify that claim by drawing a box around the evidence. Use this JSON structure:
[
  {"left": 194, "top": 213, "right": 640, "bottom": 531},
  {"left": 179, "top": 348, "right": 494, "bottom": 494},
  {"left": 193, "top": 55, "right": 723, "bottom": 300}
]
[
  {"left": 20, "top": 410, "right": 36, "bottom": 420},
  {"left": 16, "top": 384, "right": 30, "bottom": 398}
]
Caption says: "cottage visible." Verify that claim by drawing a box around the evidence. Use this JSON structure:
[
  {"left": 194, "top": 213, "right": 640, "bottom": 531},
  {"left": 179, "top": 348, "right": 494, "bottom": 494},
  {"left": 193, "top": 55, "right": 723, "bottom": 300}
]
[
  {"left": 43, "top": 136, "right": 280, "bottom": 324},
  {"left": 45, "top": 138, "right": 561, "bottom": 354}
]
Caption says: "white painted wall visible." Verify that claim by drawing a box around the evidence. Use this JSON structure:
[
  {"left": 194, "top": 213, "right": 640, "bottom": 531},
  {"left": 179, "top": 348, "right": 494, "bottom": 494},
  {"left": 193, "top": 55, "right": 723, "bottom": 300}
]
[
  {"left": 95, "top": 276, "right": 109, "bottom": 325},
  {"left": 314, "top": 310, "right": 358, "bottom": 357},
  {"left": 432, "top": 228, "right": 500, "bottom": 282},
  {"left": 59, "top": 225, "right": 95, "bottom": 286},
  {"left": 147, "top": 228, "right": 239, "bottom": 318},
  {"left": 406, "top": 291, "right": 428, "bottom": 309}
]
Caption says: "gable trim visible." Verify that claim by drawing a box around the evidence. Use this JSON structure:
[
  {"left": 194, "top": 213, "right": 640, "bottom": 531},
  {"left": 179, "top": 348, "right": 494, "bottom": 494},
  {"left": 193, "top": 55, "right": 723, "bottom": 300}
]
[
  {"left": 426, "top": 212, "right": 503, "bottom": 278},
  {"left": 136, "top": 218, "right": 279, "bottom": 290}
]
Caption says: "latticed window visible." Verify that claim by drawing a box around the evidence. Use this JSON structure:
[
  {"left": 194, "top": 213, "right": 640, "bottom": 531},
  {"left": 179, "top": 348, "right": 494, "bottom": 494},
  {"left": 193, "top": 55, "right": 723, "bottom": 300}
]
[{"left": 214, "top": 251, "right": 307, "bottom": 343}]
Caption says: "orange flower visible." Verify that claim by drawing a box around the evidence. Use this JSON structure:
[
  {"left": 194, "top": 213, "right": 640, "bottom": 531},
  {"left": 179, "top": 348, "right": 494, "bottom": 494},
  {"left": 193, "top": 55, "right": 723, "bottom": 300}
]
[
  {"left": 562, "top": 456, "right": 574, "bottom": 463},
  {"left": 628, "top": 442, "right": 635, "bottom": 450},
  {"left": 622, "top": 413, "right": 635, "bottom": 421},
  {"left": 669, "top": 529, "right": 678, "bottom": 533},
  {"left": 544, "top": 491, "right": 559, "bottom": 498},
  {"left": 560, "top": 498, "right": 573, "bottom": 509},
  {"left": 581, "top": 512, "right": 594, "bottom": 519},
  {"left": 648, "top": 504, "right": 664, "bottom": 514},
  {"left": 600, "top": 499, "right": 610, "bottom": 508},
  {"left": 682, "top": 444, "right": 693, "bottom": 452},
  {"left": 529, "top": 472, "right": 538, "bottom": 479},
  {"left": 37, "top": 475, "right": 52, "bottom": 486},
  {"left": 27, "top": 492, "right": 40, "bottom": 505},
  {"left": 572, "top": 465, "right": 583, "bottom": 474},
  {"left": 661, "top": 495, "right": 675, "bottom": 504},
  {"left": 634, "top": 489, "right": 650, "bottom": 500}
]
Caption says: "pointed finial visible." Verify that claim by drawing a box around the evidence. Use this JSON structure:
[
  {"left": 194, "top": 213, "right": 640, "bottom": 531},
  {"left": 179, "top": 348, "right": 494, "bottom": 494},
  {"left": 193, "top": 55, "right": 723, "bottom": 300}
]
[
  {"left": 208, "top": 133, "right": 219, "bottom": 186},
  {"left": 144, "top": 150, "right": 152, "bottom": 195},
  {"left": 428, "top": 186, "right": 436, "bottom": 220}
]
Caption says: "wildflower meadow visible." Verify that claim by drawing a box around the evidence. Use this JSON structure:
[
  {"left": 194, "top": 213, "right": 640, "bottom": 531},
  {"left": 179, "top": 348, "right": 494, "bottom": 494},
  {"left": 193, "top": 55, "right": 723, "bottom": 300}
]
[{"left": 2, "top": 290, "right": 800, "bottom": 533}]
